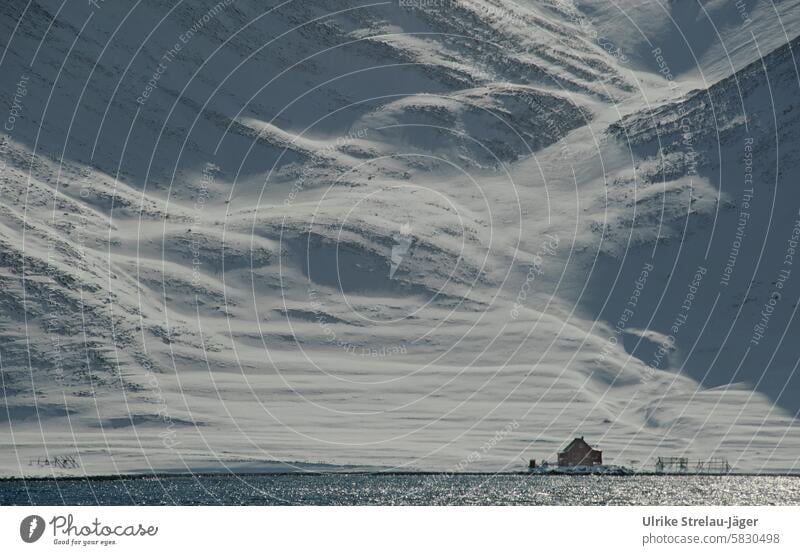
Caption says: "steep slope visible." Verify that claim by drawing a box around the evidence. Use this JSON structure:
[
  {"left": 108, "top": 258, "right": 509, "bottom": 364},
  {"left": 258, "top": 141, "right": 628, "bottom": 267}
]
[
  {"left": 571, "top": 0, "right": 800, "bottom": 81},
  {"left": 596, "top": 34, "right": 800, "bottom": 413},
  {"left": 1, "top": 0, "right": 799, "bottom": 476}
]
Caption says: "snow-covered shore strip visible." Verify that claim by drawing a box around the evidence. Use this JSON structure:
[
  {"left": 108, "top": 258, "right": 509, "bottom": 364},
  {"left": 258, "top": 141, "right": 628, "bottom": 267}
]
[{"left": 526, "top": 465, "right": 634, "bottom": 476}]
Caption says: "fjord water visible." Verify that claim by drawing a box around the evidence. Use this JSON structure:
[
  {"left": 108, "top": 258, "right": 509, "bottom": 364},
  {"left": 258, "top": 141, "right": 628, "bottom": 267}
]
[{"left": 2, "top": 475, "right": 800, "bottom": 505}]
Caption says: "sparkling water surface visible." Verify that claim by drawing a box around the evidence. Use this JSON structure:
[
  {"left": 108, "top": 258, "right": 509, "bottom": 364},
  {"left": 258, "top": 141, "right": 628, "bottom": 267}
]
[{"left": 2, "top": 475, "right": 800, "bottom": 505}]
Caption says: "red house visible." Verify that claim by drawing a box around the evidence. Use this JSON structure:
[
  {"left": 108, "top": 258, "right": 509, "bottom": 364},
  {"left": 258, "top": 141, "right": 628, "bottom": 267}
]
[{"left": 557, "top": 436, "right": 602, "bottom": 466}]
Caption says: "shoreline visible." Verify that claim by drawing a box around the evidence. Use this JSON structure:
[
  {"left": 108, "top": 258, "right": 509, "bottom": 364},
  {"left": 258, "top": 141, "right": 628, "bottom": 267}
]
[{"left": 3, "top": 471, "right": 800, "bottom": 482}]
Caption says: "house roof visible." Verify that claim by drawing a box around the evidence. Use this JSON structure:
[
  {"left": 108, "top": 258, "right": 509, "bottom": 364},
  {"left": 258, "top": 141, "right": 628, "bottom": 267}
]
[{"left": 559, "top": 436, "right": 600, "bottom": 454}]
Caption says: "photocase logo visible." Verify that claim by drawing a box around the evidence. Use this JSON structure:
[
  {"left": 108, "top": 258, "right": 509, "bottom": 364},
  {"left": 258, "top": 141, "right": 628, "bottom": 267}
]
[
  {"left": 20, "top": 515, "right": 45, "bottom": 543},
  {"left": 389, "top": 221, "right": 414, "bottom": 279}
]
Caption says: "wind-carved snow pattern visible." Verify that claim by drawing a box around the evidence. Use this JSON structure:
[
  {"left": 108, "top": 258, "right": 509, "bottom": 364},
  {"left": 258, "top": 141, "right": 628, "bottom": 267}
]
[
  {"left": 390, "top": 222, "right": 415, "bottom": 280},
  {"left": 1, "top": 0, "right": 800, "bottom": 477}
]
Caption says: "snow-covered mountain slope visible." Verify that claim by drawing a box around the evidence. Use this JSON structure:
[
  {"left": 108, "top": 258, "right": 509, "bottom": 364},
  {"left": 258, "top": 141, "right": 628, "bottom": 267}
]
[
  {"left": 571, "top": 0, "right": 800, "bottom": 82},
  {"left": 1, "top": 0, "right": 799, "bottom": 476},
  {"left": 600, "top": 33, "right": 800, "bottom": 410}
]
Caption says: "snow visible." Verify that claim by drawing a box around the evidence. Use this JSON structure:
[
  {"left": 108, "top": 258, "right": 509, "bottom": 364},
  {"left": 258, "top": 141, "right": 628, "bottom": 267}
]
[
  {"left": 527, "top": 464, "right": 634, "bottom": 476},
  {"left": 0, "top": 0, "right": 799, "bottom": 478}
]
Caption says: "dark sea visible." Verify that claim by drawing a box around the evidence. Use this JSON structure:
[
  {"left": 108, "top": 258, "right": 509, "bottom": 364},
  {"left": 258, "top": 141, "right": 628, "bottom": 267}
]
[{"left": 2, "top": 475, "right": 800, "bottom": 505}]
